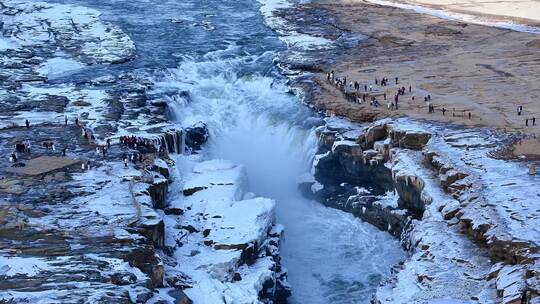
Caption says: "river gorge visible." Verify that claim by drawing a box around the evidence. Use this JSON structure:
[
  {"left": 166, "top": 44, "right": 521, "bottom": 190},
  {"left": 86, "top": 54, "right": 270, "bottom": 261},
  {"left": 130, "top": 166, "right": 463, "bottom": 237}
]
[{"left": 1, "top": 0, "right": 539, "bottom": 303}]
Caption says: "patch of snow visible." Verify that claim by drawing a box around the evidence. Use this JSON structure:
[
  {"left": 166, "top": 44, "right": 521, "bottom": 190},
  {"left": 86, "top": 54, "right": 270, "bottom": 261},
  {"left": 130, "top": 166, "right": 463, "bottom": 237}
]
[
  {"left": 36, "top": 57, "right": 86, "bottom": 79},
  {"left": 0, "top": 256, "right": 49, "bottom": 277}
]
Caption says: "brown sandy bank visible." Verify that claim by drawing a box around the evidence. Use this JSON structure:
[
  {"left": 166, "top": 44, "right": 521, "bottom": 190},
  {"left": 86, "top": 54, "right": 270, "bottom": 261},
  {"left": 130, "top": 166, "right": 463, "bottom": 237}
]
[
  {"left": 370, "top": 0, "right": 540, "bottom": 27},
  {"left": 305, "top": 0, "right": 540, "bottom": 138}
]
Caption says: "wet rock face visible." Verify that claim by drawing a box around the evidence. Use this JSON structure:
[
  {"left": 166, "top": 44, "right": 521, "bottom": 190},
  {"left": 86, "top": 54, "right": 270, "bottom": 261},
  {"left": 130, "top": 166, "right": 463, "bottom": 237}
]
[
  {"left": 314, "top": 123, "right": 395, "bottom": 193},
  {"left": 124, "top": 248, "right": 164, "bottom": 287},
  {"left": 388, "top": 127, "right": 431, "bottom": 150},
  {"left": 148, "top": 178, "right": 169, "bottom": 209},
  {"left": 308, "top": 119, "right": 431, "bottom": 244},
  {"left": 184, "top": 122, "right": 209, "bottom": 152},
  {"left": 392, "top": 170, "right": 426, "bottom": 217}
]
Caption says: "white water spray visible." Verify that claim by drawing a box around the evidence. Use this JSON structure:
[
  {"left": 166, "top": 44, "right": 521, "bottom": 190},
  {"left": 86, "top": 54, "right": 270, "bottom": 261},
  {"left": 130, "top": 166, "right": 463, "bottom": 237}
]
[{"left": 157, "top": 51, "right": 403, "bottom": 303}]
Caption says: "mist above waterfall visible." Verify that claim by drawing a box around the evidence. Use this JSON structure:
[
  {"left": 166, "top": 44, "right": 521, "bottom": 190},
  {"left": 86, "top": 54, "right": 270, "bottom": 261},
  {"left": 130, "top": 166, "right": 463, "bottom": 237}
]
[{"left": 153, "top": 43, "right": 404, "bottom": 302}]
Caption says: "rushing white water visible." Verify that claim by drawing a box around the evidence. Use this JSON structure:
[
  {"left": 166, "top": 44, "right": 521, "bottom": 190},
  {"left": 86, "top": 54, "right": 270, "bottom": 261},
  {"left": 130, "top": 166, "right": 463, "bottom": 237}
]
[{"left": 155, "top": 47, "right": 404, "bottom": 303}]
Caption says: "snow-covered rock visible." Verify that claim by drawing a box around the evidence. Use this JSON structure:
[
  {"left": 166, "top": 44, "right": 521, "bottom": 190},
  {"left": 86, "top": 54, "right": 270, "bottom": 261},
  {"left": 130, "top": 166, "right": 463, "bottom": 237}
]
[
  {"left": 164, "top": 158, "right": 290, "bottom": 303},
  {"left": 310, "top": 116, "right": 540, "bottom": 303}
]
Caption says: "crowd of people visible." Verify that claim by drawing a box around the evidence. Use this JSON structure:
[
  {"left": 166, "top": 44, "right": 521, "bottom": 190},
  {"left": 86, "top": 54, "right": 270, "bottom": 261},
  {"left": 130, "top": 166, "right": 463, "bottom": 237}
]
[
  {"left": 119, "top": 135, "right": 168, "bottom": 155},
  {"left": 8, "top": 116, "right": 173, "bottom": 172},
  {"left": 327, "top": 70, "right": 413, "bottom": 111},
  {"left": 327, "top": 70, "right": 540, "bottom": 128}
]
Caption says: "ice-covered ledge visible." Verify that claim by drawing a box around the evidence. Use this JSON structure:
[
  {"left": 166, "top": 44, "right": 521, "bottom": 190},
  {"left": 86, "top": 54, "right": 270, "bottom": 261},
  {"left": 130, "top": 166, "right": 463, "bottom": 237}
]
[{"left": 163, "top": 158, "right": 290, "bottom": 303}]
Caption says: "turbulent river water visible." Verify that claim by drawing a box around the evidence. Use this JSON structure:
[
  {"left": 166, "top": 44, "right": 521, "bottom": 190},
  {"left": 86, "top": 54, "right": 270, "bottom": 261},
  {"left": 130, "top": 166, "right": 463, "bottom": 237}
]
[{"left": 52, "top": 0, "right": 404, "bottom": 302}]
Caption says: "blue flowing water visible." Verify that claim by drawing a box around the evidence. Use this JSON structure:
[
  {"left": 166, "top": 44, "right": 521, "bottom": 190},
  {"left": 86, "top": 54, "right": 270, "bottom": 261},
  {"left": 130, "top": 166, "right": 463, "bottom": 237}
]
[{"left": 51, "top": 0, "right": 404, "bottom": 302}]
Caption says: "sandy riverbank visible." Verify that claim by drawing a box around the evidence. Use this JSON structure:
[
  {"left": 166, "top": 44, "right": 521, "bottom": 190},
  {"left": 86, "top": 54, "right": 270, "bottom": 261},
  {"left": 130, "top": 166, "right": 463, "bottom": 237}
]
[
  {"left": 303, "top": 0, "right": 540, "bottom": 139},
  {"left": 372, "top": 0, "right": 540, "bottom": 26}
]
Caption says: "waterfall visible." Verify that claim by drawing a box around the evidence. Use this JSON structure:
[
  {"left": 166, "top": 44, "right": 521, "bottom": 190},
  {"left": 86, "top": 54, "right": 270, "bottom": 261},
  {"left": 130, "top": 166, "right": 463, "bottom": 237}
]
[{"left": 152, "top": 51, "right": 404, "bottom": 303}]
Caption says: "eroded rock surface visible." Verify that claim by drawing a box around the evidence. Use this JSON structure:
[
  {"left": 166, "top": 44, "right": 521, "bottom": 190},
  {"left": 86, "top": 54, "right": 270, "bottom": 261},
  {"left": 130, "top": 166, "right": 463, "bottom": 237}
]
[{"left": 307, "top": 117, "right": 540, "bottom": 303}]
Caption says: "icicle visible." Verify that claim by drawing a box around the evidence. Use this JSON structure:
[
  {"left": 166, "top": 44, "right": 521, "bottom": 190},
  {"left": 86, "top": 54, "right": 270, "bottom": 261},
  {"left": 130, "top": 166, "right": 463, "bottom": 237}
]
[
  {"left": 172, "top": 131, "right": 178, "bottom": 154},
  {"left": 180, "top": 129, "right": 186, "bottom": 155},
  {"left": 163, "top": 135, "right": 170, "bottom": 153}
]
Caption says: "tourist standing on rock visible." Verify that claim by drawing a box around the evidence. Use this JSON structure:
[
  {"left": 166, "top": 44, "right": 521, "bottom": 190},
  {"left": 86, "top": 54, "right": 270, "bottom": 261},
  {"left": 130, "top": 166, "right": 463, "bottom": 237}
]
[
  {"left": 25, "top": 120, "right": 30, "bottom": 129},
  {"left": 442, "top": 108, "right": 446, "bottom": 116},
  {"left": 518, "top": 106, "right": 522, "bottom": 116},
  {"left": 62, "top": 147, "right": 67, "bottom": 157},
  {"left": 106, "top": 138, "right": 111, "bottom": 148},
  {"left": 395, "top": 77, "right": 398, "bottom": 84},
  {"left": 532, "top": 117, "right": 536, "bottom": 126},
  {"left": 75, "top": 117, "right": 79, "bottom": 126},
  {"left": 409, "top": 85, "right": 411, "bottom": 93},
  {"left": 526, "top": 118, "right": 529, "bottom": 126}
]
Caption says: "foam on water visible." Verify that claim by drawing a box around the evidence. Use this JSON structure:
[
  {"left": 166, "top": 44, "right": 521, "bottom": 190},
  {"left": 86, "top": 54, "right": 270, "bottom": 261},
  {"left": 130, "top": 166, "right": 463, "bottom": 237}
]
[{"left": 156, "top": 46, "right": 404, "bottom": 303}]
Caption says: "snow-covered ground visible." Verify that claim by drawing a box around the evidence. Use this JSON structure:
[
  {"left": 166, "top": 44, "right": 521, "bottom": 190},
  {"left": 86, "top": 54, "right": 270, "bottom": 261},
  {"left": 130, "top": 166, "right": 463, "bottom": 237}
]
[
  {"left": 162, "top": 156, "right": 289, "bottom": 303},
  {"left": 0, "top": 0, "right": 136, "bottom": 63}
]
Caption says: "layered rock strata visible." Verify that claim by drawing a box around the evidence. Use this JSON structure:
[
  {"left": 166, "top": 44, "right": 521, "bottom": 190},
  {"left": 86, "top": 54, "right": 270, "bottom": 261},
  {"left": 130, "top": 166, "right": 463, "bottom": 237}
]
[{"left": 306, "top": 117, "right": 539, "bottom": 303}]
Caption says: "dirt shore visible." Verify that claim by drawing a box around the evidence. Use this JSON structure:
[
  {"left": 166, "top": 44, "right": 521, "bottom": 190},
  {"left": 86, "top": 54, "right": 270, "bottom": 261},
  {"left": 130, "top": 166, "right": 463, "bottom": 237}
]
[
  {"left": 371, "top": 0, "right": 540, "bottom": 26},
  {"left": 304, "top": 0, "right": 540, "bottom": 137}
]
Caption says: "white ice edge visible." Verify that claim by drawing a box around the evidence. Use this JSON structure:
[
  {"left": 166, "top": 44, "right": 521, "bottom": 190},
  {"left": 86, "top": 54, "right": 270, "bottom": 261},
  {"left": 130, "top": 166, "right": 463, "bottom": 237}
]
[
  {"left": 257, "top": 0, "right": 334, "bottom": 51},
  {"left": 365, "top": 0, "right": 540, "bottom": 34}
]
